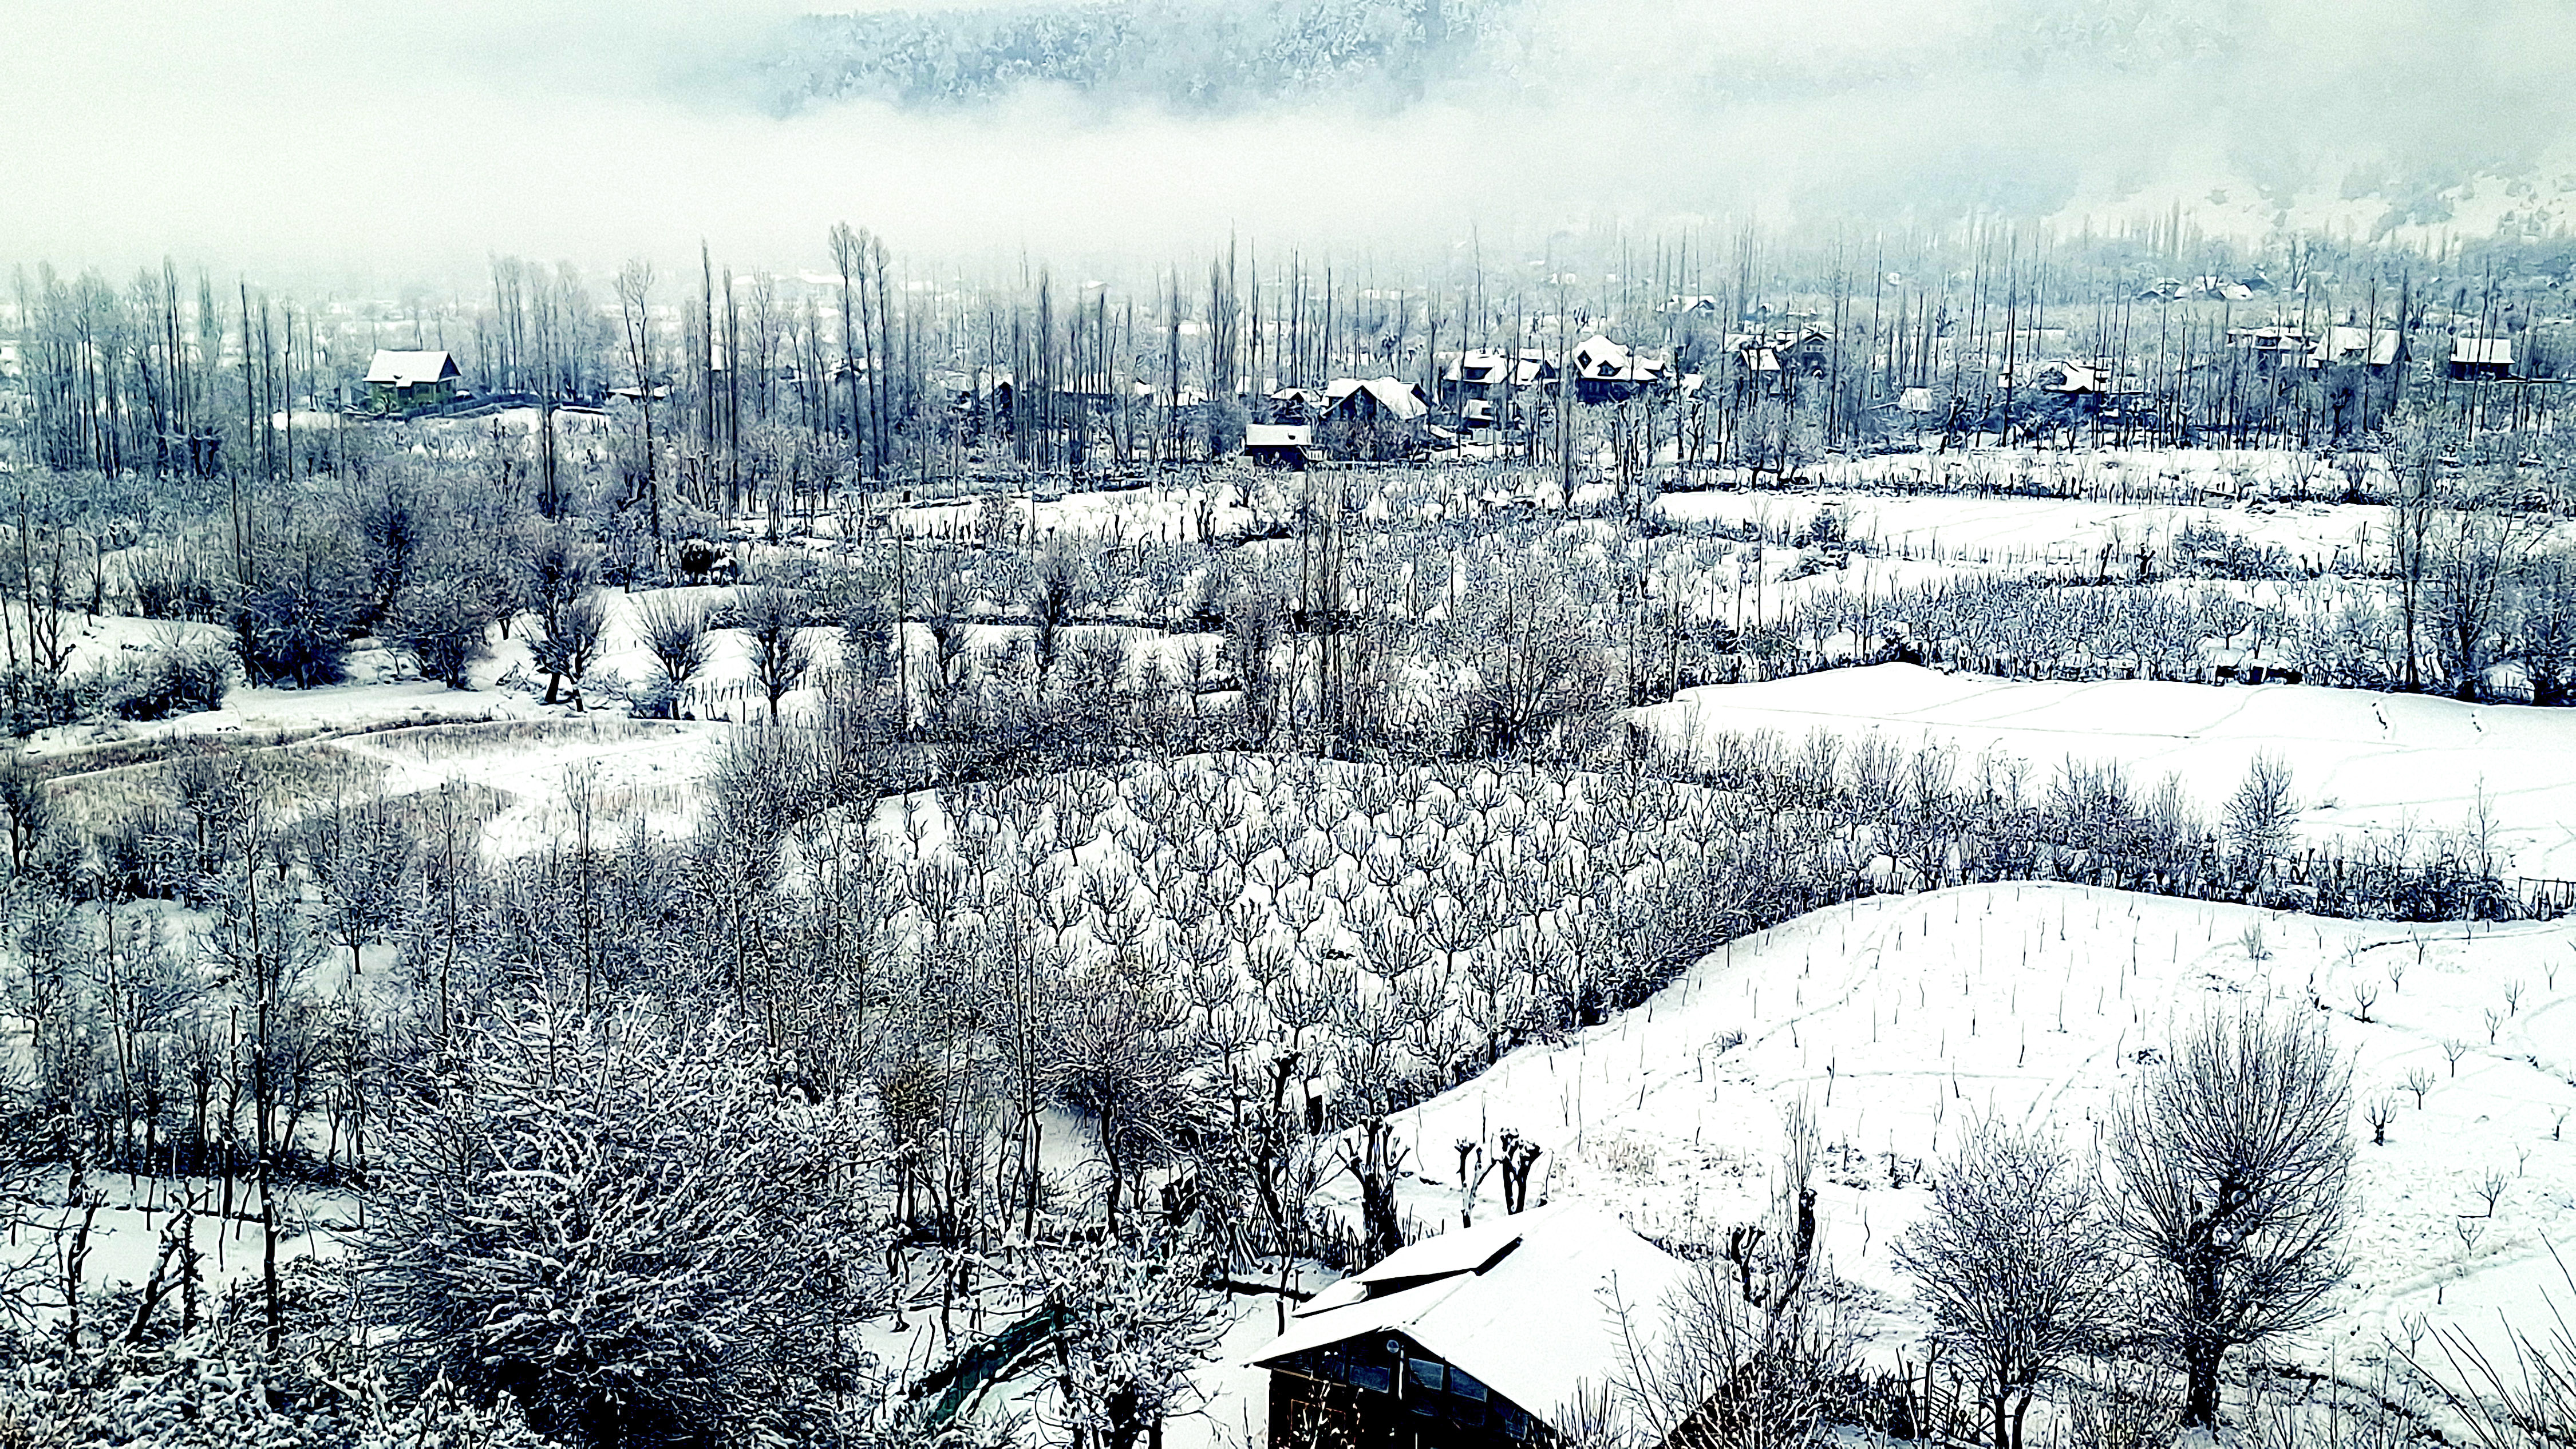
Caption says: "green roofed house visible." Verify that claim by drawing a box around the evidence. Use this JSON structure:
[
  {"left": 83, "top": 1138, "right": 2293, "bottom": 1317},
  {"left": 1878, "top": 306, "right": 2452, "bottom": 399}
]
[
  {"left": 362, "top": 349, "right": 462, "bottom": 415},
  {"left": 1251, "top": 1202, "right": 1691, "bottom": 1447}
]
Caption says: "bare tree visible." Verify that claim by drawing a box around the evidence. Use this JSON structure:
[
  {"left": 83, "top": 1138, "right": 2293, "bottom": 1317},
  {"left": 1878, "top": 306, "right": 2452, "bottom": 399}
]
[
  {"left": 531, "top": 591, "right": 611, "bottom": 709},
  {"left": 615, "top": 259, "right": 662, "bottom": 564},
  {"left": 2222, "top": 753, "right": 2297, "bottom": 902},
  {"left": 2110, "top": 1009, "right": 2353, "bottom": 1427},
  {"left": 1609, "top": 1099, "right": 1852, "bottom": 1449},
  {"left": 631, "top": 593, "right": 713, "bottom": 718},
  {"left": 1029, "top": 540, "right": 1091, "bottom": 678},
  {"left": 2431, "top": 506, "right": 2539, "bottom": 700},
  {"left": 1894, "top": 1118, "right": 2123, "bottom": 1449},
  {"left": 738, "top": 586, "right": 815, "bottom": 723}
]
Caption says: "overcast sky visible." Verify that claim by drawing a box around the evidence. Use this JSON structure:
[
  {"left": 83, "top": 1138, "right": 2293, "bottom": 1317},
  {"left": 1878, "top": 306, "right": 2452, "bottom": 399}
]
[{"left": 5, "top": 0, "right": 2572, "bottom": 292}]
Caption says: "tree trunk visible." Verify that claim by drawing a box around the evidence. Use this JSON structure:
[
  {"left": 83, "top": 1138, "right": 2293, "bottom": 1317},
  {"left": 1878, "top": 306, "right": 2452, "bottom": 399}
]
[{"left": 2183, "top": 1341, "right": 2221, "bottom": 1426}]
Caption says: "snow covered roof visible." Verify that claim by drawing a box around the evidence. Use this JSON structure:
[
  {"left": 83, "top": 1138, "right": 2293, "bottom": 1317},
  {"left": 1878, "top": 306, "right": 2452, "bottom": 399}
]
[
  {"left": 1329, "top": 376, "right": 1430, "bottom": 422},
  {"left": 1571, "top": 335, "right": 1667, "bottom": 382},
  {"left": 362, "top": 350, "right": 459, "bottom": 387},
  {"left": 2037, "top": 360, "right": 2103, "bottom": 393},
  {"left": 2452, "top": 337, "right": 2514, "bottom": 366},
  {"left": 1250, "top": 1202, "right": 1690, "bottom": 1430},
  {"left": 2311, "top": 327, "right": 2400, "bottom": 367},
  {"left": 1244, "top": 423, "right": 1313, "bottom": 449}
]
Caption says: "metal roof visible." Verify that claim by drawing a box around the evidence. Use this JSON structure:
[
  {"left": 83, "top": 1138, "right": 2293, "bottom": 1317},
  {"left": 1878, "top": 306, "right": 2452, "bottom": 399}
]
[
  {"left": 1249, "top": 1202, "right": 1690, "bottom": 1430},
  {"left": 362, "top": 350, "right": 459, "bottom": 387}
]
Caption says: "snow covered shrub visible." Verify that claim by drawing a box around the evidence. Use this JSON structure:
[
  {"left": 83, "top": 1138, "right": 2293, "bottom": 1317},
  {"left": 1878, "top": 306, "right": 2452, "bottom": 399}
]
[
  {"left": 1013, "top": 1225, "right": 1224, "bottom": 1449},
  {"left": 0, "top": 1331, "right": 566, "bottom": 1449},
  {"left": 382, "top": 579, "right": 493, "bottom": 689},
  {"left": 0, "top": 662, "right": 81, "bottom": 735},
  {"left": 1894, "top": 1121, "right": 2123, "bottom": 1449},
  {"left": 234, "top": 574, "right": 361, "bottom": 689},
  {"left": 2171, "top": 519, "right": 2299, "bottom": 580},
  {"left": 362, "top": 993, "right": 891, "bottom": 1448},
  {"left": 90, "top": 636, "right": 232, "bottom": 720}
]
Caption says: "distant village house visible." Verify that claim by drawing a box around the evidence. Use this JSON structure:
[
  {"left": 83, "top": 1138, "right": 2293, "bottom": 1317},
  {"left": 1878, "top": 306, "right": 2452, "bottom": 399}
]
[
  {"left": 362, "top": 350, "right": 462, "bottom": 415},
  {"left": 1243, "top": 422, "right": 1322, "bottom": 469},
  {"left": 2449, "top": 336, "right": 2515, "bottom": 381}
]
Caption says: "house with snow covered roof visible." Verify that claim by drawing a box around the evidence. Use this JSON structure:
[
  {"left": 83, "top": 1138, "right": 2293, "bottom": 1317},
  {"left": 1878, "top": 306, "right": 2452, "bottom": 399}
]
[
  {"left": 2308, "top": 326, "right": 2401, "bottom": 373},
  {"left": 1567, "top": 335, "right": 1670, "bottom": 403},
  {"left": 1244, "top": 422, "right": 1321, "bottom": 469},
  {"left": 1438, "top": 350, "right": 1558, "bottom": 409},
  {"left": 1323, "top": 377, "right": 1433, "bottom": 457},
  {"left": 2449, "top": 336, "right": 2515, "bottom": 381},
  {"left": 1252, "top": 1203, "right": 1691, "bottom": 1448},
  {"left": 361, "top": 349, "right": 461, "bottom": 415}
]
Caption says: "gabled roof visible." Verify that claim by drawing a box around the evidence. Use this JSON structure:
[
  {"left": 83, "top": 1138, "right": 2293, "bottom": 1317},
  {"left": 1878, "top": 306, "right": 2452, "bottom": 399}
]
[
  {"left": 2037, "top": 359, "right": 2103, "bottom": 393},
  {"left": 1250, "top": 1202, "right": 1690, "bottom": 1431},
  {"left": 363, "top": 350, "right": 459, "bottom": 387},
  {"left": 1571, "top": 335, "right": 1668, "bottom": 382},
  {"left": 2312, "top": 327, "right": 2400, "bottom": 367},
  {"left": 1329, "top": 376, "right": 1430, "bottom": 422}
]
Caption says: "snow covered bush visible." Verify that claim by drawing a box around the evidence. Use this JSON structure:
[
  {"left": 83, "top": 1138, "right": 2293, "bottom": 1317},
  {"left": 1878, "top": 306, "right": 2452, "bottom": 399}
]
[
  {"left": 1893, "top": 1120, "right": 2123, "bottom": 1449},
  {"left": 361, "top": 992, "right": 892, "bottom": 1448},
  {"left": 382, "top": 579, "right": 493, "bottom": 689},
  {"left": 84, "top": 638, "right": 230, "bottom": 720},
  {"left": 0, "top": 1326, "right": 566, "bottom": 1449},
  {"left": 234, "top": 572, "right": 362, "bottom": 690}
]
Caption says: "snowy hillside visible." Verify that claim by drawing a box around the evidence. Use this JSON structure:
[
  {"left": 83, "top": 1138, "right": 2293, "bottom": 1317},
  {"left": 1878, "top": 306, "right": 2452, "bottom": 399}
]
[
  {"left": 1639, "top": 663, "right": 2576, "bottom": 884},
  {"left": 1287, "top": 883, "right": 2576, "bottom": 1405}
]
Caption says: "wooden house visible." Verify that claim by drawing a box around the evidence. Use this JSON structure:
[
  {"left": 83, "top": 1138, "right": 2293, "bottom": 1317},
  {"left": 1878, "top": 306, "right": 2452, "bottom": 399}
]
[
  {"left": 2450, "top": 337, "right": 2515, "bottom": 381},
  {"left": 1268, "top": 386, "right": 1332, "bottom": 423},
  {"left": 362, "top": 350, "right": 462, "bottom": 415},
  {"left": 1323, "top": 377, "right": 1433, "bottom": 456},
  {"left": 2309, "top": 327, "right": 2401, "bottom": 374},
  {"left": 1567, "top": 335, "right": 1670, "bottom": 403},
  {"left": 1438, "top": 351, "right": 1557, "bottom": 410},
  {"left": 2226, "top": 326, "right": 2313, "bottom": 370},
  {"left": 1253, "top": 1203, "right": 1692, "bottom": 1448},
  {"left": 1244, "top": 422, "right": 1322, "bottom": 469}
]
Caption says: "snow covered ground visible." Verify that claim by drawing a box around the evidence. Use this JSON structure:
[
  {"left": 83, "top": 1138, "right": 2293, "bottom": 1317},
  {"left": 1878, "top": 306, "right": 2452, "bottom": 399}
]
[
  {"left": 1638, "top": 663, "right": 2576, "bottom": 884},
  {"left": 1247, "top": 883, "right": 2576, "bottom": 1435}
]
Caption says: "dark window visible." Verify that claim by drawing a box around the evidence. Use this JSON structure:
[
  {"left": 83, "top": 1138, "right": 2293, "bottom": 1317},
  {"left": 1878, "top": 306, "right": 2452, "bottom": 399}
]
[
  {"left": 1406, "top": 1359, "right": 1444, "bottom": 1415},
  {"left": 1448, "top": 1368, "right": 1488, "bottom": 1403},
  {"left": 1348, "top": 1361, "right": 1393, "bottom": 1395}
]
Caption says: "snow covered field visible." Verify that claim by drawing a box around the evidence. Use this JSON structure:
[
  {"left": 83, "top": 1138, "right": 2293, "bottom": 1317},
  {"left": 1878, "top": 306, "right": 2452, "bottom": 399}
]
[
  {"left": 1639, "top": 663, "right": 2576, "bottom": 884},
  {"left": 1251, "top": 883, "right": 2576, "bottom": 1430}
]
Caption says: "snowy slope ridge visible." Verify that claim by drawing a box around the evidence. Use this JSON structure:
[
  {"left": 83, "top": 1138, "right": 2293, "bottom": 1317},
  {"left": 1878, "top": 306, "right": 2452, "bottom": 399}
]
[
  {"left": 1639, "top": 663, "right": 2576, "bottom": 882},
  {"left": 1333, "top": 882, "right": 2576, "bottom": 1395}
]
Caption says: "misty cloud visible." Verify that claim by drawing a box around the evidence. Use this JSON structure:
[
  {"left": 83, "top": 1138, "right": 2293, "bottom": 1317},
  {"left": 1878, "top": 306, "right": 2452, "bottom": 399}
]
[{"left": 4, "top": 0, "right": 2571, "bottom": 289}]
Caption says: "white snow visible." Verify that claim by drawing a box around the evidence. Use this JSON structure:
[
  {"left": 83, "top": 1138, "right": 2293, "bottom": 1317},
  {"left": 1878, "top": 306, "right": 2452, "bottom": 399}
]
[{"left": 1639, "top": 663, "right": 2576, "bottom": 882}]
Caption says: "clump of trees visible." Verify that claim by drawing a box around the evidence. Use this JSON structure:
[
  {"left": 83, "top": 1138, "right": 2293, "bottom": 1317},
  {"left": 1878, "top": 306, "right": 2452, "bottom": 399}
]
[
  {"left": 364, "top": 996, "right": 889, "bottom": 1447},
  {"left": 1888, "top": 1008, "right": 2353, "bottom": 1444}
]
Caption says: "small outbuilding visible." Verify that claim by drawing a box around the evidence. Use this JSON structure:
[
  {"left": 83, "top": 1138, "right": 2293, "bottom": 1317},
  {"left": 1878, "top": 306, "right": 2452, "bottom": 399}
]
[
  {"left": 1244, "top": 423, "right": 1322, "bottom": 469},
  {"left": 2449, "top": 336, "right": 2515, "bottom": 381}
]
